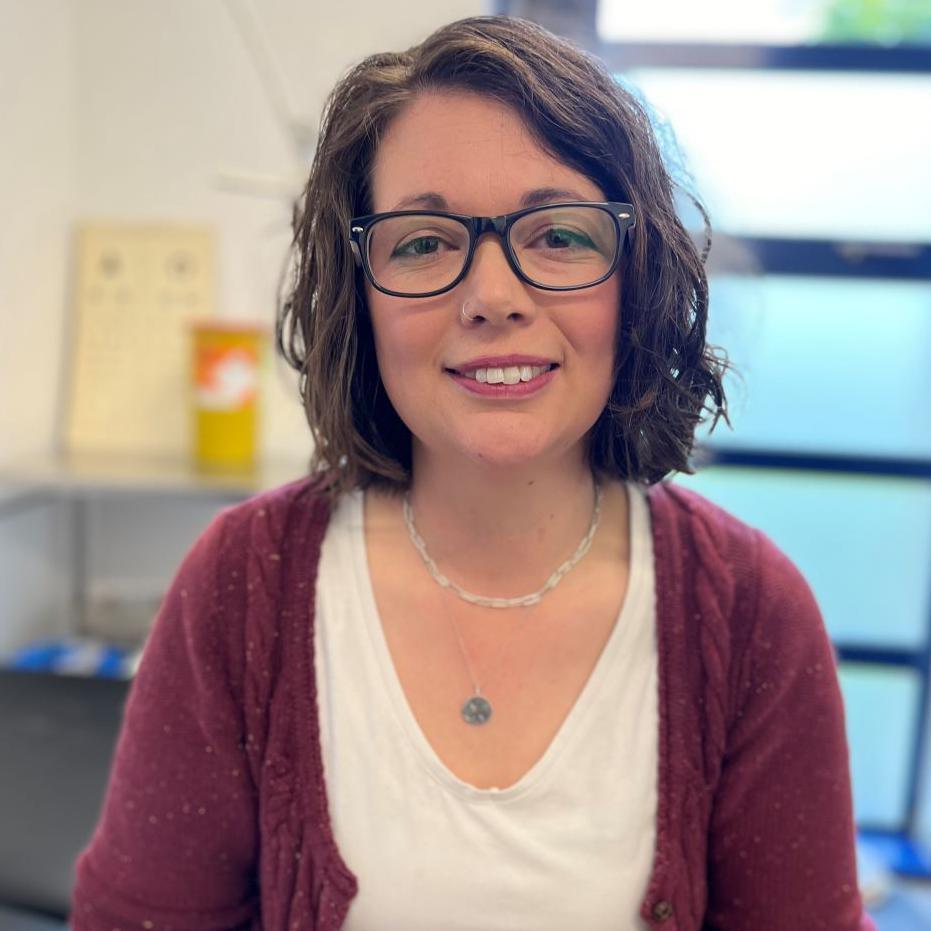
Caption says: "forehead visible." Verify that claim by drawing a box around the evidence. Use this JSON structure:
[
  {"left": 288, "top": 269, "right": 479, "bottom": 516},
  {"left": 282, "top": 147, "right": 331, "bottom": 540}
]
[{"left": 370, "top": 90, "right": 605, "bottom": 214}]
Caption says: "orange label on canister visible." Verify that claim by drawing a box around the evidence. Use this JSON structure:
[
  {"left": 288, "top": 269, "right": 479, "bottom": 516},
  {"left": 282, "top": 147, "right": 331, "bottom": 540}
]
[
  {"left": 195, "top": 344, "right": 258, "bottom": 410},
  {"left": 191, "top": 321, "right": 264, "bottom": 471}
]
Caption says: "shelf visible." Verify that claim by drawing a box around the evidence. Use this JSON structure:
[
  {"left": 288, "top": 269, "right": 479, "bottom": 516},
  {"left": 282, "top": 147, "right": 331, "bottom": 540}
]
[{"left": 0, "top": 450, "right": 311, "bottom": 501}]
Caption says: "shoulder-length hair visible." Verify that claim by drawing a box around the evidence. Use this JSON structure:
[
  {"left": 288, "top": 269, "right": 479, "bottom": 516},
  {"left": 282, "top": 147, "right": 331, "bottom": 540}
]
[{"left": 278, "top": 14, "right": 731, "bottom": 503}]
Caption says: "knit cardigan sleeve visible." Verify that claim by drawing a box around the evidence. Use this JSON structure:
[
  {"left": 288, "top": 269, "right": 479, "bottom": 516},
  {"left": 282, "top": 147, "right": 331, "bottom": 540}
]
[
  {"left": 69, "top": 511, "right": 260, "bottom": 931},
  {"left": 703, "top": 528, "right": 875, "bottom": 930}
]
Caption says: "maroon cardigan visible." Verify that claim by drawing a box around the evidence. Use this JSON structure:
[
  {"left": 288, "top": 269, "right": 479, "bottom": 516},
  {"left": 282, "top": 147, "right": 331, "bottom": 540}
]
[{"left": 70, "top": 476, "right": 875, "bottom": 930}]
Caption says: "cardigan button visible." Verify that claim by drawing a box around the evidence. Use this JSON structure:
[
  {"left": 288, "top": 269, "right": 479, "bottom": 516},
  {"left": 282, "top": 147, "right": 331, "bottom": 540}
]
[{"left": 652, "top": 900, "right": 674, "bottom": 922}]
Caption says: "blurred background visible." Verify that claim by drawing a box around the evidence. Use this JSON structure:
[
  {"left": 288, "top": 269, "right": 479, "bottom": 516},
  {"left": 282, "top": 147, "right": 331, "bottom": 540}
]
[{"left": 0, "top": 0, "right": 929, "bottom": 927}]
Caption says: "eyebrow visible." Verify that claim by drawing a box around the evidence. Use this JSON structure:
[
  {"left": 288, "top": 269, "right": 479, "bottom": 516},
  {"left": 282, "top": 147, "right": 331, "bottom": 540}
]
[
  {"left": 389, "top": 187, "right": 592, "bottom": 213},
  {"left": 392, "top": 192, "right": 448, "bottom": 211},
  {"left": 521, "top": 187, "right": 590, "bottom": 208}
]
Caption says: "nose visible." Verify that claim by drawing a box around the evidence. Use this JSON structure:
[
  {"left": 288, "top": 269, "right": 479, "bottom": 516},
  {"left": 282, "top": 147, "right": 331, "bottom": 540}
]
[{"left": 456, "top": 232, "right": 535, "bottom": 324}]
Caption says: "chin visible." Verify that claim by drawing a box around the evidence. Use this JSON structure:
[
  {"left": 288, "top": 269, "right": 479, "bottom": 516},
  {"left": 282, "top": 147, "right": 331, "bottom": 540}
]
[
  {"left": 468, "top": 453, "right": 545, "bottom": 470},
  {"left": 457, "top": 436, "right": 560, "bottom": 470}
]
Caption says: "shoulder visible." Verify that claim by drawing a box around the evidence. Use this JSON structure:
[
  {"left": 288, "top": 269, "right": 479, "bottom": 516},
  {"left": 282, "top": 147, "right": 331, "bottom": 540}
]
[
  {"left": 159, "top": 472, "right": 339, "bottom": 646},
  {"left": 646, "top": 479, "right": 757, "bottom": 557},
  {"left": 145, "top": 473, "right": 340, "bottom": 699},
  {"left": 188, "top": 473, "right": 337, "bottom": 573},
  {"left": 646, "top": 479, "right": 826, "bottom": 680},
  {"left": 645, "top": 479, "right": 808, "bottom": 602}
]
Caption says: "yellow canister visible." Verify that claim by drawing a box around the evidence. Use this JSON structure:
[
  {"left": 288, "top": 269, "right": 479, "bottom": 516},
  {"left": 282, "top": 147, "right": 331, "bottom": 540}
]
[{"left": 191, "top": 320, "right": 264, "bottom": 471}]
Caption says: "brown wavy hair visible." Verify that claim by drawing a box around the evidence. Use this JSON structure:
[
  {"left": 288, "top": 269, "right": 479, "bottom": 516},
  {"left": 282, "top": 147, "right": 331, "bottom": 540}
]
[{"left": 277, "top": 15, "right": 732, "bottom": 503}]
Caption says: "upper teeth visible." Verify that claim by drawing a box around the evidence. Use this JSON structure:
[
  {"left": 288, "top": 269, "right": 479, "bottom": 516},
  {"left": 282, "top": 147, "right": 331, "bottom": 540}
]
[{"left": 462, "top": 364, "right": 552, "bottom": 384}]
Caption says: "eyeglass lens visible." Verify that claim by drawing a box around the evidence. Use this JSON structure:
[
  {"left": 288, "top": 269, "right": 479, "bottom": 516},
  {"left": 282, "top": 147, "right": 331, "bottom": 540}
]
[{"left": 365, "top": 206, "right": 619, "bottom": 295}]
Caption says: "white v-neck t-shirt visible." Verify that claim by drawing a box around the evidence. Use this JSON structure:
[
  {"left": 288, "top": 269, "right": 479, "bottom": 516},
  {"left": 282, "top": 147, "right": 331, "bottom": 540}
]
[{"left": 314, "top": 482, "right": 657, "bottom": 931}]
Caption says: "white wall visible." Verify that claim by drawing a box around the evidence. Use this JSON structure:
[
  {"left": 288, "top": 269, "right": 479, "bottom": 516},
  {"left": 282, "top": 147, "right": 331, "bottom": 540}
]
[
  {"left": 2, "top": 0, "right": 486, "bottom": 466},
  {"left": 0, "top": 0, "right": 75, "bottom": 461},
  {"left": 0, "top": 1, "right": 76, "bottom": 651},
  {"left": 0, "top": 0, "right": 485, "bottom": 654},
  {"left": 71, "top": 0, "right": 486, "bottom": 460}
]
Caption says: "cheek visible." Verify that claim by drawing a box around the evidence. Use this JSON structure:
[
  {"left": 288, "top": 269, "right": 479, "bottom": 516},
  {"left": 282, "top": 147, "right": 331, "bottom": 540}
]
[
  {"left": 368, "top": 295, "right": 440, "bottom": 393},
  {"left": 576, "top": 284, "right": 621, "bottom": 368}
]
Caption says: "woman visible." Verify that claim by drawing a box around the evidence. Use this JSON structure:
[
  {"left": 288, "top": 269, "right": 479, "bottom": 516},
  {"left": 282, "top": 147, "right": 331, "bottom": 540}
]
[{"left": 70, "top": 15, "right": 874, "bottom": 931}]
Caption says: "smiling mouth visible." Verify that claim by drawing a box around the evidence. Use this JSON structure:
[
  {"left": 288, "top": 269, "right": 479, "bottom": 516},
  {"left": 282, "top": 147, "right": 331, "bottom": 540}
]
[{"left": 446, "top": 362, "right": 559, "bottom": 385}]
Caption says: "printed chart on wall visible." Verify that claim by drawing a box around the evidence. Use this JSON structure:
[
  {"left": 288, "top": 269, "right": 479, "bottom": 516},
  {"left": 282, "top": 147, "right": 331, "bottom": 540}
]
[{"left": 64, "top": 225, "right": 215, "bottom": 457}]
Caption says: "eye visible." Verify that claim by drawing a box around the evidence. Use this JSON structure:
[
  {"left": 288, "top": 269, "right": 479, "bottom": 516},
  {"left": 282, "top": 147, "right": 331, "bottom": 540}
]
[
  {"left": 524, "top": 224, "right": 598, "bottom": 253},
  {"left": 540, "top": 226, "right": 594, "bottom": 249},
  {"left": 390, "top": 231, "right": 463, "bottom": 263},
  {"left": 512, "top": 205, "right": 615, "bottom": 260},
  {"left": 393, "top": 235, "right": 442, "bottom": 257}
]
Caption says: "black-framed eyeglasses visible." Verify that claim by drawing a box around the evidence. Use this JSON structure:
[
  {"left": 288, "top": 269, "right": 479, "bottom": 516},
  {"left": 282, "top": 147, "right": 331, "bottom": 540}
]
[{"left": 348, "top": 201, "right": 636, "bottom": 298}]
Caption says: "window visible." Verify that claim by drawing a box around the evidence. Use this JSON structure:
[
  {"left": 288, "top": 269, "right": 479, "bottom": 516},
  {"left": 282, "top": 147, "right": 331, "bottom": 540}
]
[{"left": 502, "top": 0, "right": 931, "bottom": 869}]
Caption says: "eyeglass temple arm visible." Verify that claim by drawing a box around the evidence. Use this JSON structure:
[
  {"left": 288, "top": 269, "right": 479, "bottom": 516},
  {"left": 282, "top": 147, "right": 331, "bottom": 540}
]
[{"left": 349, "top": 232, "right": 363, "bottom": 267}]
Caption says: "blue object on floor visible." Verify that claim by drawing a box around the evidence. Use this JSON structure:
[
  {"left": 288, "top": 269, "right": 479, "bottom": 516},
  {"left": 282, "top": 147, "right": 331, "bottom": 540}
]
[
  {"left": 4, "top": 638, "right": 135, "bottom": 679},
  {"left": 860, "top": 829, "right": 931, "bottom": 879}
]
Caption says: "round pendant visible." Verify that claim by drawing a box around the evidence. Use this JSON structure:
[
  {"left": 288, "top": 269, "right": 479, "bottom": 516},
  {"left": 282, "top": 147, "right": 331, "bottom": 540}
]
[{"left": 462, "top": 695, "right": 492, "bottom": 725}]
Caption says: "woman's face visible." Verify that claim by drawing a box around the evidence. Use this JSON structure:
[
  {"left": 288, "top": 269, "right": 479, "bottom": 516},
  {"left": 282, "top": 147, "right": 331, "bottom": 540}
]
[{"left": 365, "top": 90, "right": 621, "bottom": 475}]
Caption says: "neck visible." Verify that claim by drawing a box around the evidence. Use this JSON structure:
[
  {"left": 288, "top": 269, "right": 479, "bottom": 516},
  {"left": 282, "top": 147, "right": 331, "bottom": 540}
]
[{"left": 401, "top": 447, "right": 602, "bottom": 598}]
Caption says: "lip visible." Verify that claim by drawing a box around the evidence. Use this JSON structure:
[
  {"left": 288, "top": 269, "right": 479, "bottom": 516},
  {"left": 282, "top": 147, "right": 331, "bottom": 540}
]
[
  {"left": 447, "top": 365, "right": 558, "bottom": 398},
  {"left": 446, "top": 355, "right": 558, "bottom": 374}
]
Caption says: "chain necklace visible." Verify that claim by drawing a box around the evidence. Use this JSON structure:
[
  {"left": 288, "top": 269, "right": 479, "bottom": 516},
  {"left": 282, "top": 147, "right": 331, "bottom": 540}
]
[{"left": 402, "top": 481, "right": 604, "bottom": 725}]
